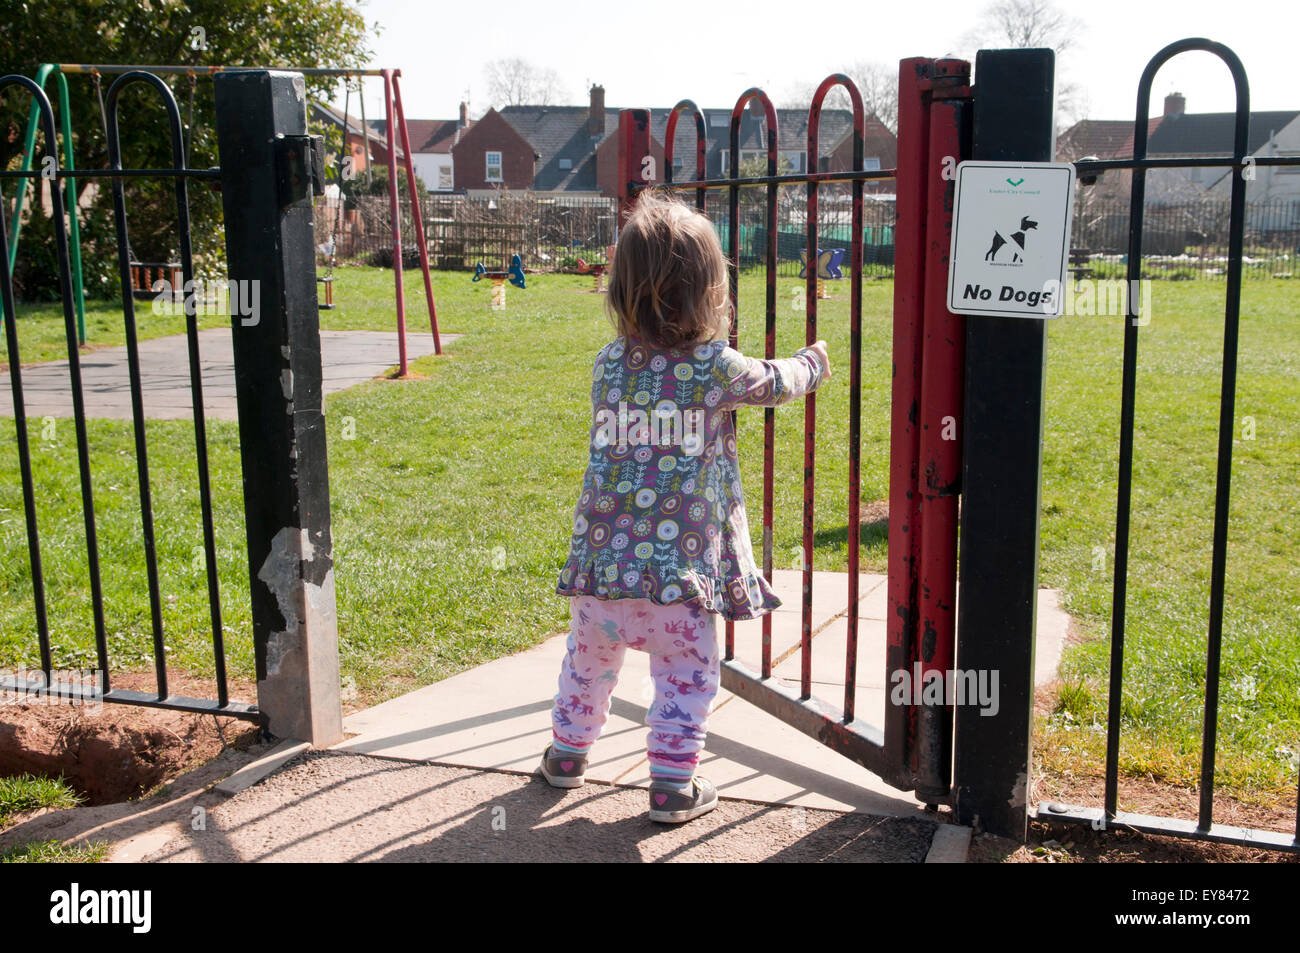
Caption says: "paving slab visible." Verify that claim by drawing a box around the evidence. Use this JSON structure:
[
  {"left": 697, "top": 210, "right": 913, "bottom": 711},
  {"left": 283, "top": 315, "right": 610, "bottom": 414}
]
[
  {"left": 339, "top": 569, "right": 1071, "bottom": 817},
  {"left": 0, "top": 328, "right": 454, "bottom": 420}
]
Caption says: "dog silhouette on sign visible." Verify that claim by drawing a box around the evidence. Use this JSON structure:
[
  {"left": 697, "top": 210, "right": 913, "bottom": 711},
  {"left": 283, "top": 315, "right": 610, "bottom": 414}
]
[{"left": 985, "top": 216, "right": 1038, "bottom": 262}]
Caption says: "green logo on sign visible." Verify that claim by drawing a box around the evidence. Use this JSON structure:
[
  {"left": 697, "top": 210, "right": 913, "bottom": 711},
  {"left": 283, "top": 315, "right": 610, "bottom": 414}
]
[{"left": 1006, "top": 177, "right": 1025, "bottom": 187}]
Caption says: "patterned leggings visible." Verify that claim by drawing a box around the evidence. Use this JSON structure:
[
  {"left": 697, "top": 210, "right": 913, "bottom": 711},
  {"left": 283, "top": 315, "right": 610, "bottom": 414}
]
[{"left": 551, "top": 596, "right": 721, "bottom": 782}]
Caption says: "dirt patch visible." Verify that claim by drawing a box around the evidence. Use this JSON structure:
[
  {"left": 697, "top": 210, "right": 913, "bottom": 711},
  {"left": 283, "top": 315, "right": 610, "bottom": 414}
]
[
  {"left": 0, "top": 672, "right": 261, "bottom": 807},
  {"left": 1018, "top": 681, "right": 1298, "bottom": 862},
  {"left": 968, "top": 813, "right": 1299, "bottom": 863},
  {"left": 859, "top": 499, "right": 889, "bottom": 528}
]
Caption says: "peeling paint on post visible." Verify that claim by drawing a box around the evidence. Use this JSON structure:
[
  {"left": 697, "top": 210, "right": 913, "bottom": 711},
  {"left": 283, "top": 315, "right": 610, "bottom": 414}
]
[{"left": 214, "top": 70, "right": 343, "bottom": 745}]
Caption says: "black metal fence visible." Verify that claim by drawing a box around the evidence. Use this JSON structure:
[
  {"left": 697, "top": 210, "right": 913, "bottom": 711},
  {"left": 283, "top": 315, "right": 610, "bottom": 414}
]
[
  {"left": 1037, "top": 38, "right": 1300, "bottom": 852},
  {"left": 2, "top": 69, "right": 346, "bottom": 746},
  {"left": 0, "top": 72, "right": 254, "bottom": 719}
]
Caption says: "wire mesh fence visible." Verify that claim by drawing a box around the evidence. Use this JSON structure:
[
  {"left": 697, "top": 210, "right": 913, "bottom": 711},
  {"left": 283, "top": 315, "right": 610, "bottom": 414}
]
[
  {"left": 324, "top": 191, "right": 619, "bottom": 271},
  {"left": 323, "top": 187, "right": 1299, "bottom": 282},
  {"left": 1071, "top": 194, "right": 1300, "bottom": 279}
]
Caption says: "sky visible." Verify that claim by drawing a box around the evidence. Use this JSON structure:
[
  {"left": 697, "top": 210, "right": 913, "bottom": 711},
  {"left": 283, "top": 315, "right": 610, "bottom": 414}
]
[{"left": 334, "top": 0, "right": 1297, "bottom": 126}]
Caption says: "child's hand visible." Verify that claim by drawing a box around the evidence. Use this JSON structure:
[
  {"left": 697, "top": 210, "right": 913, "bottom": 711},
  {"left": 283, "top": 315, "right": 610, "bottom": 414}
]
[{"left": 807, "top": 340, "right": 832, "bottom": 382}]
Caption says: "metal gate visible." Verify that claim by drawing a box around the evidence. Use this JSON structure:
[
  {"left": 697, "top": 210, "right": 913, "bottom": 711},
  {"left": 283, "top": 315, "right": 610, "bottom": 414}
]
[
  {"left": 2, "top": 69, "right": 345, "bottom": 745},
  {"left": 619, "top": 40, "right": 1299, "bottom": 851},
  {"left": 617, "top": 57, "right": 980, "bottom": 810}
]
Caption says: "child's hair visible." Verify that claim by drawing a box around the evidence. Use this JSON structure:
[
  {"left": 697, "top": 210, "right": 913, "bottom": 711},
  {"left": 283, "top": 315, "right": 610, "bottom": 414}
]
[{"left": 606, "top": 189, "right": 731, "bottom": 349}]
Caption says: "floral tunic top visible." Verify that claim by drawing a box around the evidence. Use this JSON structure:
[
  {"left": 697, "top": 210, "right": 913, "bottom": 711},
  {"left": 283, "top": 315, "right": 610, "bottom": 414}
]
[{"left": 556, "top": 336, "right": 826, "bottom": 620}]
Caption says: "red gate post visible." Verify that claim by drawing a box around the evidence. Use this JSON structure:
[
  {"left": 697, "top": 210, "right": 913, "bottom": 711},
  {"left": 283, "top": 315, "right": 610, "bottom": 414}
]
[
  {"left": 884, "top": 58, "right": 931, "bottom": 789},
  {"left": 390, "top": 70, "right": 441, "bottom": 354},
  {"left": 381, "top": 68, "right": 408, "bottom": 377},
  {"left": 952, "top": 48, "right": 1056, "bottom": 840},
  {"left": 616, "top": 108, "right": 653, "bottom": 227},
  {"left": 913, "top": 62, "right": 971, "bottom": 801}
]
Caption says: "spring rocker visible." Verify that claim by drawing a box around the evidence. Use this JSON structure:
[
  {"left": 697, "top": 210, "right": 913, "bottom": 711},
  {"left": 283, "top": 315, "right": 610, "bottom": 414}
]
[
  {"left": 472, "top": 254, "right": 526, "bottom": 309},
  {"left": 799, "top": 247, "right": 846, "bottom": 298},
  {"left": 575, "top": 244, "right": 615, "bottom": 293}
]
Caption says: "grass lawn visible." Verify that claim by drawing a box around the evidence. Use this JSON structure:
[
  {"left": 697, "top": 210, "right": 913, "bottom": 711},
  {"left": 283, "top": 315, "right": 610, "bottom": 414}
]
[
  {"left": 1, "top": 263, "right": 1296, "bottom": 807},
  {"left": 0, "top": 772, "right": 81, "bottom": 825}
]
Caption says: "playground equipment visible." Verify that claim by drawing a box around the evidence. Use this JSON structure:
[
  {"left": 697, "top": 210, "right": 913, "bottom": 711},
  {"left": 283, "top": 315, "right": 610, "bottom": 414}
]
[
  {"left": 798, "top": 247, "right": 845, "bottom": 298},
  {"left": 4, "top": 63, "right": 440, "bottom": 372},
  {"left": 574, "top": 244, "right": 615, "bottom": 292},
  {"left": 3, "top": 64, "right": 87, "bottom": 342},
  {"left": 129, "top": 261, "right": 184, "bottom": 301},
  {"left": 472, "top": 254, "right": 526, "bottom": 309},
  {"left": 575, "top": 255, "right": 608, "bottom": 293}
]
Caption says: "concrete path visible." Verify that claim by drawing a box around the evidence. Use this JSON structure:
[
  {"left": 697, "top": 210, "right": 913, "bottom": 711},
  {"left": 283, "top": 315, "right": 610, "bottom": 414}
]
[
  {"left": 0, "top": 328, "right": 453, "bottom": 421},
  {"left": 0, "top": 569, "right": 1067, "bottom": 862},
  {"left": 339, "top": 569, "right": 1069, "bottom": 816}
]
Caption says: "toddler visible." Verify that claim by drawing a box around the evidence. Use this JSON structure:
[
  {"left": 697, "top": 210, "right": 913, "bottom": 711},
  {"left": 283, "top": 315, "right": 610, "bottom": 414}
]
[{"left": 541, "top": 189, "right": 831, "bottom": 823}]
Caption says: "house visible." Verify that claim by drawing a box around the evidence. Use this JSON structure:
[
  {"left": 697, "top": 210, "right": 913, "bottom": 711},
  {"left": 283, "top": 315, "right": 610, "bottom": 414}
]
[
  {"left": 1058, "top": 93, "right": 1300, "bottom": 203},
  {"left": 1147, "top": 95, "right": 1300, "bottom": 202},
  {"left": 1057, "top": 106, "right": 1166, "bottom": 200},
  {"left": 450, "top": 85, "right": 898, "bottom": 199},
  {"left": 308, "top": 100, "right": 397, "bottom": 183},
  {"left": 368, "top": 103, "right": 472, "bottom": 192},
  {"left": 449, "top": 107, "right": 539, "bottom": 192}
]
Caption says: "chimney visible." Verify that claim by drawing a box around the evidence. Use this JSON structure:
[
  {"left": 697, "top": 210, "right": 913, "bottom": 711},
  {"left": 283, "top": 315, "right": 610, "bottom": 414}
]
[
  {"left": 1164, "top": 92, "right": 1185, "bottom": 119},
  {"left": 459, "top": 101, "right": 468, "bottom": 127},
  {"left": 588, "top": 84, "right": 605, "bottom": 136}
]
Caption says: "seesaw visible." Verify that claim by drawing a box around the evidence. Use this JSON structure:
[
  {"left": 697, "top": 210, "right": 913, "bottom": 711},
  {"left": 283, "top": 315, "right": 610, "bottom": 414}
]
[
  {"left": 472, "top": 254, "right": 526, "bottom": 309},
  {"left": 798, "top": 247, "right": 846, "bottom": 299}
]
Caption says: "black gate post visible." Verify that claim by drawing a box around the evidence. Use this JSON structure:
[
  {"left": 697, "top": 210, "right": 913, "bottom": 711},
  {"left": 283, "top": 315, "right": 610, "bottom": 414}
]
[
  {"left": 952, "top": 49, "right": 1056, "bottom": 839},
  {"left": 214, "top": 70, "right": 342, "bottom": 745}
]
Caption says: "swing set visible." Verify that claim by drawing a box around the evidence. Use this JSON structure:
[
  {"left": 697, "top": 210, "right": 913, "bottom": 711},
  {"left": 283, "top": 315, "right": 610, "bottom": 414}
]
[{"left": 4, "top": 63, "right": 440, "bottom": 373}]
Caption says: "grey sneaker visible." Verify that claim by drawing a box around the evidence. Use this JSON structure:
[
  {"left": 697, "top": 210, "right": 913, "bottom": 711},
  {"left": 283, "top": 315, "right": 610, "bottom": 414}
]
[
  {"left": 539, "top": 745, "right": 587, "bottom": 788},
  {"left": 648, "top": 777, "right": 718, "bottom": 823}
]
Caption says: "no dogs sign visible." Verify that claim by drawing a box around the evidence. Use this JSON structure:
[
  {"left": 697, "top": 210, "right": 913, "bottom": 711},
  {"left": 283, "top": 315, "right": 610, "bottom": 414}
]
[{"left": 947, "top": 161, "right": 1076, "bottom": 319}]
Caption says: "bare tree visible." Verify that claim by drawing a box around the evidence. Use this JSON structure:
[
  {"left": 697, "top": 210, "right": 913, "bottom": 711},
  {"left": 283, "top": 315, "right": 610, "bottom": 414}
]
[
  {"left": 980, "top": 0, "right": 1082, "bottom": 50},
  {"left": 778, "top": 61, "right": 899, "bottom": 132},
  {"left": 961, "top": 0, "right": 1088, "bottom": 126},
  {"left": 850, "top": 62, "right": 899, "bottom": 133},
  {"left": 483, "top": 57, "right": 570, "bottom": 109}
]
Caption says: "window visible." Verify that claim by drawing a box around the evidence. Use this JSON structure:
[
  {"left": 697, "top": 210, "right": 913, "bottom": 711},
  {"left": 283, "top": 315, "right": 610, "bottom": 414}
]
[
  {"left": 863, "top": 157, "right": 881, "bottom": 171},
  {"left": 558, "top": 158, "right": 573, "bottom": 170},
  {"left": 485, "top": 150, "right": 503, "bottom": 182},
  {"left": 780, "top": 151, "right": 805, "bottom": 173},
  {"left": 719, "top": 148, "right": 767, "bottom": 172},
  {"left": 437, "top": 166, "right": 453, "bottom": 190}
]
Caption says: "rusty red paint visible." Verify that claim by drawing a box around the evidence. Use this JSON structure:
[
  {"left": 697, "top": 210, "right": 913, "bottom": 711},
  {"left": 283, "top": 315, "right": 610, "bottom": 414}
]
[
  {"left": 885, "top": 58, "right": 931, "bottom": 778},
  {"left": 914, "top": 84, "right": 969, "bottom": 797},
  {"left": 380, "top": 70, "right": 408, "bottom": 376},
  {"left": 804, "top": 74, "right": 866, "bottom": 706},
  {"left": 664, "top": 100, "right": 707, "bottom": 210},
  {"left": 616, "top": 109, "right": 653, "bottom": 227},
  {"left": 390, "top": 70, "right": 441, "bottom": 355}
]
